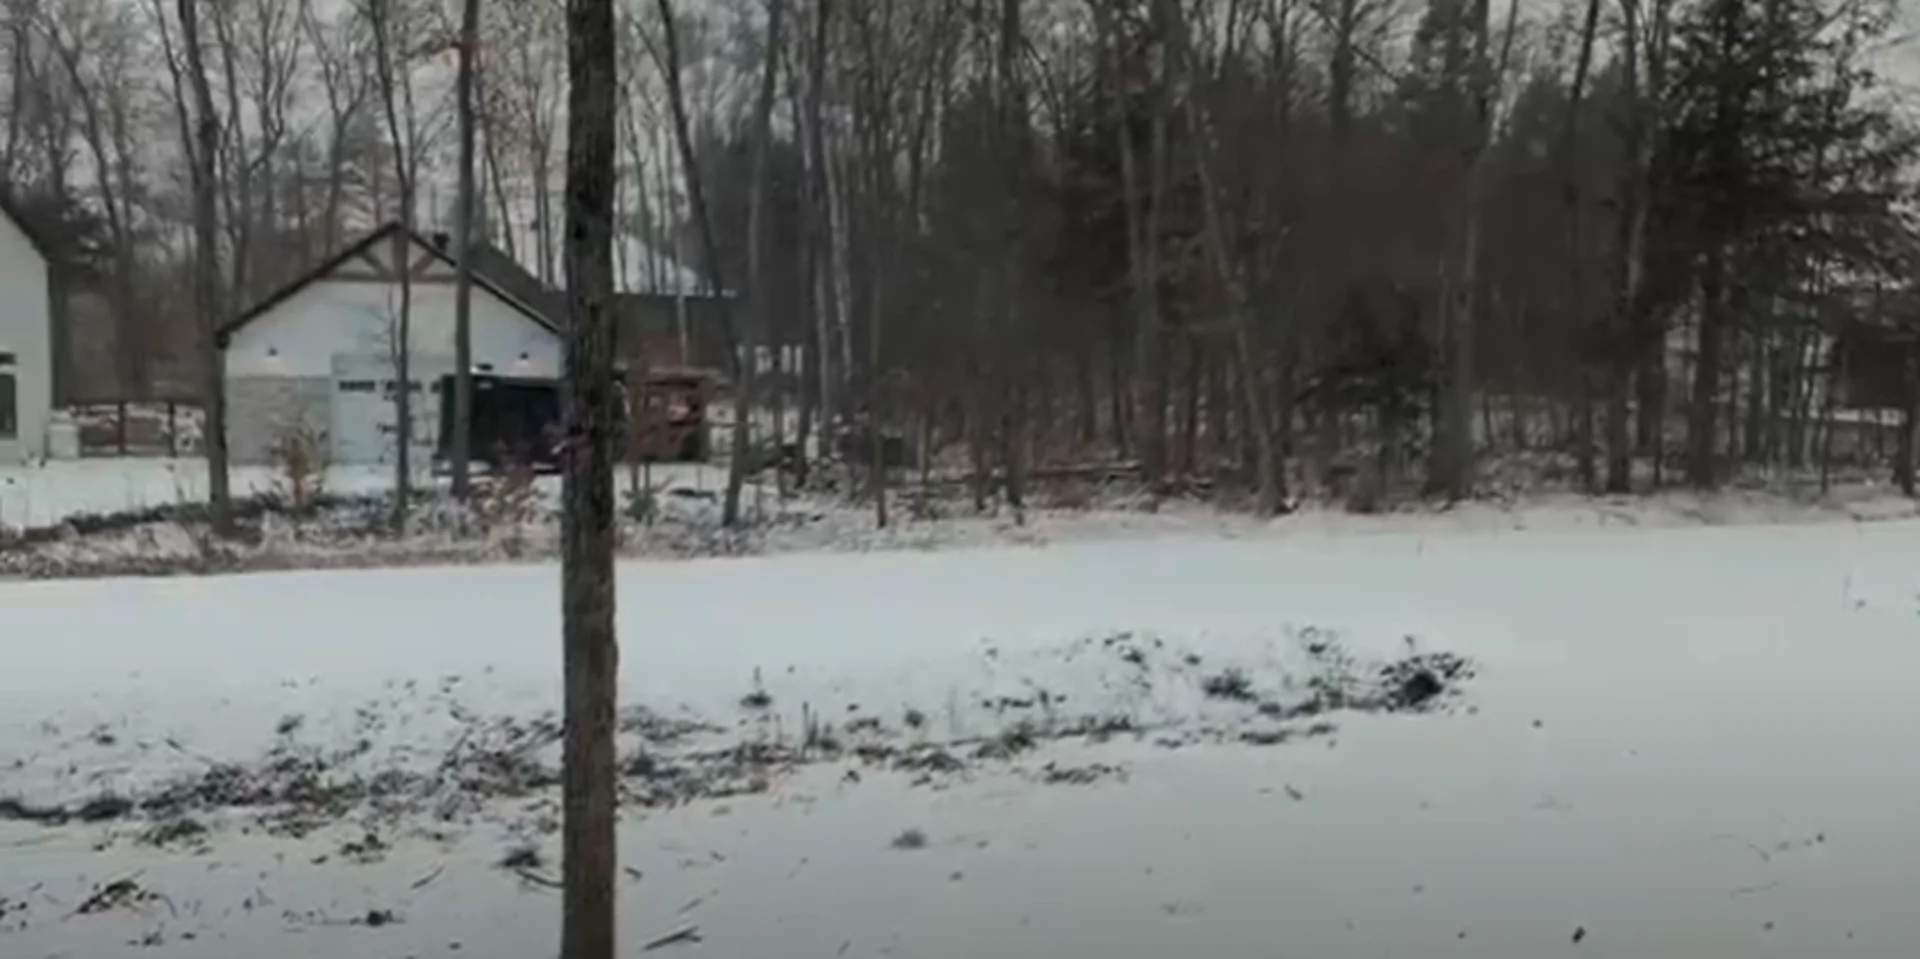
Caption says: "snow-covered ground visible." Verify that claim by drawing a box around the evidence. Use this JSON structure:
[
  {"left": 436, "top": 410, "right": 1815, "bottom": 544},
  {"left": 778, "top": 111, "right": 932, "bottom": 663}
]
[
  {"left": 4, "top": 520, "right": 1920, "bottom": 956},
  {"left": 4, "top": 454, "right": 1919, "bottom": 542},
  {"left": 0, "top": 458, "right": 741, "bottom": 531}
]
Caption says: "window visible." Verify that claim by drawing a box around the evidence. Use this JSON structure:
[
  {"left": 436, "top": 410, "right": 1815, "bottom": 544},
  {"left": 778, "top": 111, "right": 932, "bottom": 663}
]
[
  {"left": 338, "top": 379, "right": 378, "bottom": 393},
  {"left": 0, "top": 350, "right": 15, "bottom": 440}
]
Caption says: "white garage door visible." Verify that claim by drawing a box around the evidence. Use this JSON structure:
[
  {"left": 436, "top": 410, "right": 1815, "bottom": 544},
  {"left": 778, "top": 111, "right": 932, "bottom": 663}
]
[{"left": 329, "top": 353, "right": 449, "bottom": 466}]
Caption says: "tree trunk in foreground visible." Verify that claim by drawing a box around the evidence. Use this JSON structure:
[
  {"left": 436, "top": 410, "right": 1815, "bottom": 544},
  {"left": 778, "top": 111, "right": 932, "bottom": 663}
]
[
  {"left": 177, "top": 0, "right": 232, "bottom": 533},
  {"left": 560, "top": 0, "right": 619, "bottom": 950},
  {"left": 449, "top": 0, "right": 482, "bottom": 500}
]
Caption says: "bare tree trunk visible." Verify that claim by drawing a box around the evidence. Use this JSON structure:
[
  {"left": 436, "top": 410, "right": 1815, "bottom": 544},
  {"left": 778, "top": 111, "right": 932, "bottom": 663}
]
[
  {"left": 1434, "top": 0, "right": 1516, "bottom": 501},
  {"left": 653, "top": 0, "right": 744, "bottom": 516},
  {"left": 1688, "top": 246, "right": 1726, "bottom": 488},
  {"left": 178, "top": 0, "right": 232, "bottom": 532},
  {"left": 449, "top": 0, "right": 482, "bottom": 500},
  {"left": 725, "top": 0, "right": 788, "bottom": 528},
  {"left": 1091, "top": 0, "right": 1168, "bottom": 493},
  {"left": 369, "top": 0, "right": 413, "bottom": 530},
  {"left": 1897, "top": 343, "right": 1917, "bottom": 496},
  {"left": 559, "top": 0, "right": 619, "bottom": 950},
  {"left": 996, "top": 0, "right": 1025, "bottom": 521},
  {"left": 801, "top": 0, "right": 837, "bottom": 458},
  {"left": 1558, "top": 0, "right": 1607, "bottom": 490}
]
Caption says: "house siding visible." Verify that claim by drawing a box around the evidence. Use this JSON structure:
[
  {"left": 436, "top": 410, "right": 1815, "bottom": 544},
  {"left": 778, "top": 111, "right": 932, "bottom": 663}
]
[
  {"left": 0, "top": 210, "right": 50, "bottom": 464},
  {"left": 226, "top": 375, "right": 331, "bottom": 465},
  {"left": 223, "top": 249, "right": 563, "bottom": 466}
]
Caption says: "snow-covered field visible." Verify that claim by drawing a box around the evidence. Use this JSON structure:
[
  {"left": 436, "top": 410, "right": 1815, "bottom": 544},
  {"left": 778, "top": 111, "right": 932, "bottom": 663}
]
[{"left": 4, "top": 519, "right": 1920, "bottom": 956}]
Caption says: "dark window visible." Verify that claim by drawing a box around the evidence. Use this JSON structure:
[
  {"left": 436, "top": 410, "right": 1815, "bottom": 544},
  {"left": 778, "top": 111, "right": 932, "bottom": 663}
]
[
  {"left": 338, "top": 379, "right": 377, "bottom": 393},
  {"left": 0, "top": 351, "right": 15, "bottom": 365},
  {"left": 0, "top": 371, "right": 15, "bottom": 439}
]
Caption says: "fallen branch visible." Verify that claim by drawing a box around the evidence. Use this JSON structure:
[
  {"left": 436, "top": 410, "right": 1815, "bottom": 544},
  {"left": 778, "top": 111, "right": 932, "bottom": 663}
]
[
  {"left": 642, "top": 926, "right": 703, "bottom": 951},
  {"left": 67, "top": 873, "right": 146, "bottom": 918}
]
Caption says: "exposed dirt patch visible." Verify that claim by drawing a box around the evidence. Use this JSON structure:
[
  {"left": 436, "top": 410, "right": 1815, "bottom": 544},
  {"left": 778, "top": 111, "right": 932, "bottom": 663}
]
[{"left": 1, "top": 629, "right": 1475, "bottom": 853}]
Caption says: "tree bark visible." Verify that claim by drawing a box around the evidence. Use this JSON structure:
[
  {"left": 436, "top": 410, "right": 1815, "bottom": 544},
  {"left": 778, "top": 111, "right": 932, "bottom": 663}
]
[
  {"left": 177, "top": 0, "right": 232, "bottom": 533},
  {"left": 560, "top": 0, "right": 620, "bottom": 949},
  {"left": 450, "top": 0, "right": 482, "bottom": 500},
  {"left": 653, "top": 0, "right": 745, "bottom": 521},
  {"left": 1688, "top": 247, "right": 1726, "bottom": 488},
  {"left": 369, "top": 0, "right": 414, "bottom": 531},
  {"left": 727, "top": 0, "right": 789, "bottom": 528}
]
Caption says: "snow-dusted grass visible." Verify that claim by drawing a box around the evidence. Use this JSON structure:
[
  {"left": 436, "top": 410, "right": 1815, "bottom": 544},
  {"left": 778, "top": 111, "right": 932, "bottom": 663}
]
[
  {"left": 4, "top": 455, "right": 1919, "bottom": 583},
  {"left": 4, "top": 521, "right": 1920, "bottom": 955},
  {"left": 0, "top": 456, "right": 741, "bottom": 531}
]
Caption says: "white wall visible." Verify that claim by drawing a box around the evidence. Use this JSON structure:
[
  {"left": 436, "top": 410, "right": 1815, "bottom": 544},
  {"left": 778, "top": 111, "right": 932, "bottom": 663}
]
[
  {"left": 0, "top": 211, "right": 50, "bottom": 464},
  {"left": 225, "top": 278, "right": 562, "bottom": 380},
  {"left": 224, "top": 269, "right": 564, "bottom": 466}
]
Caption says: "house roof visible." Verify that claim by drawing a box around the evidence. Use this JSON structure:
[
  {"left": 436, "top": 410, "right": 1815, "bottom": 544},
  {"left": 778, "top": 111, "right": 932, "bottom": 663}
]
[
  {"left": 214, "top": 221, "right": 563, "bottom": 348},
  {"left": 453, "top": 242, "right": 730, "bottom": 331},
  {"left": 466, "top": 243, "right": 564, "bottom": 321}
]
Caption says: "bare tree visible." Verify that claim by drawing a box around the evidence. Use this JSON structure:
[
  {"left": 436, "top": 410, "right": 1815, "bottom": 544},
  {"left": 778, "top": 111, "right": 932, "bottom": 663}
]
[
  {"left": 41, "top": 0, "right": 144, "bottom": 404},
  {"left": 366, "top": 0, "right": 414, "bottom": 528},
  {"left": 300, "top": 0, "right": 375, "bottom": 255},
  {"left": 449, "top": 0, "right": 481, "bottom": 499},
  {"left": 649, "top": 0, "right": 743, "bottom": 523},
  {"left": 558, "top": 0, "right": 619, "bottom": 951},
  {"left": 730, "top": 0, "right": 790, "bottom": 524},
  {"left": 177, "top": 0, "right": 233, "bottom": 531}
]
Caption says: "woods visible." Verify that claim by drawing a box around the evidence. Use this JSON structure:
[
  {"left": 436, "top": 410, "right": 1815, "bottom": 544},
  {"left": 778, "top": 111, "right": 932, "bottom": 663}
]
[{"left": 2, "top": 0, "right": 1918, "bottom": 513}]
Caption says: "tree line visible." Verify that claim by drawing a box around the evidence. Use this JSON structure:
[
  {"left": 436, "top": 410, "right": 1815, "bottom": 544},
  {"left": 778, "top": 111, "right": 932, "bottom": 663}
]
[{"left": 3, "top": 0, "right": 1917, "bottom": 519}]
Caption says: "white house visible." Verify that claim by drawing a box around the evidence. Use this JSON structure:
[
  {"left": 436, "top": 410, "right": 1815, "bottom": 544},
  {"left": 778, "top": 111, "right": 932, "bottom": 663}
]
[
  {"left": 0, "top": 196, "right": 53, "bottom": 465},
  {"left": 216, "top": 222, "right": 564, "bottom": 467}
]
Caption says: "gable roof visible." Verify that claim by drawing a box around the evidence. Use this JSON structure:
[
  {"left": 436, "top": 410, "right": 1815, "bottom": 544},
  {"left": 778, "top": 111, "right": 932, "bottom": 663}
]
[
  {"left": 467, "top": 243, "right": 564, "bottom": 321},
  {"left": 214, "top": 221, "right": 563, "bottom": 348}
]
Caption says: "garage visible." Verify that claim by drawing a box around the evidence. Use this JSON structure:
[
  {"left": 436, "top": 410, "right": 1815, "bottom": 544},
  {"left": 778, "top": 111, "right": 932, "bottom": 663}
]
[
  {"left": 215, "top": 222, "right": 565, "bottom": 467},
  {"left": 327, "top": 353, "right": 451, "bottom": 466}
]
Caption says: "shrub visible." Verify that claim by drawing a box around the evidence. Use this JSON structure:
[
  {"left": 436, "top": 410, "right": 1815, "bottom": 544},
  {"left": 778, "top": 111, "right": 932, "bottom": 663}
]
[{"left": 269, "top": 418, "right": 331, "bottom": 515}]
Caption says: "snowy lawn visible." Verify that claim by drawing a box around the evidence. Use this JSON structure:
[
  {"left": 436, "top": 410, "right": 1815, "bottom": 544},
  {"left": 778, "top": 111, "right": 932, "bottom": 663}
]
[
  {"left": 5, "top": 455, "right": 1920, "bottom": 585},
  {"left": 4, "top": 520, "right": 1920, "bottom": 956}
]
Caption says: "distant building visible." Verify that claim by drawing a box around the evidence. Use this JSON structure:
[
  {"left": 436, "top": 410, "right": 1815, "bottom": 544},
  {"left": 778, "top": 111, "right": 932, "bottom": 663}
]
[
  {"left": 215, "top": 221, "right": 735, "bottom": 467},
  {"left": 216, "top": 222, "right": 566, "bottom": 466},
  {"left": 0, "top": 196, "right": 55, "bottom": 464}
]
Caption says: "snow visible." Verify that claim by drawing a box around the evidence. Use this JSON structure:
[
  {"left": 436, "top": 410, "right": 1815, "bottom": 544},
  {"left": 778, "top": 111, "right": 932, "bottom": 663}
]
[
  {"left": 5, "top": 454, "right": 1919, "bottom": 549},
  {"left": 5, "top": 519, "right": 1920, "bottom": 955},
  {"left": 0, "top": 457, "right": 734, "bottom": 531}
]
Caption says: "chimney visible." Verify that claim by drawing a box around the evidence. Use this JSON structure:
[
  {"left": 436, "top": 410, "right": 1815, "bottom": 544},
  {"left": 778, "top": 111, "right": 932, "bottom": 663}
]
[{"left": 430, "top": 231, "right": 450, "bottom": 251}]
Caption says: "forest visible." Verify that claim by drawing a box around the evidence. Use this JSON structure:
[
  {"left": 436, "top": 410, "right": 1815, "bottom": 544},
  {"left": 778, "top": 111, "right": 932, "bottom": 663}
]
[{"left": 5, "top": 0, "right": 1919, "bottom": 516}]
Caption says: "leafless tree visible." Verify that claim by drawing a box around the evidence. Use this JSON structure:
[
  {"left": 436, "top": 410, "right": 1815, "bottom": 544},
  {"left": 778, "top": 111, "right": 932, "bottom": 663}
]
[
  {"left": 448, "top": 0, "right": 480, "bottom": 499},
  {"left": 177, "top": 0, "right": 233, "bottom": 530},
  {"left": 648, "top": 0, "right": 742, "bottom": 523},
  {"left": 366, "top": 0, "right": 415, "bottom": 528},
  {"left": 558, "top": 0, "right": 619, "bottom": 952}
]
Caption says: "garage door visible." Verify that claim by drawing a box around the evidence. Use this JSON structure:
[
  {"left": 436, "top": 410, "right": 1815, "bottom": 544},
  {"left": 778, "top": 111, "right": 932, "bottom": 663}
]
[{"left": 329, "top": 353, "right": 448, "bottom": 466}]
